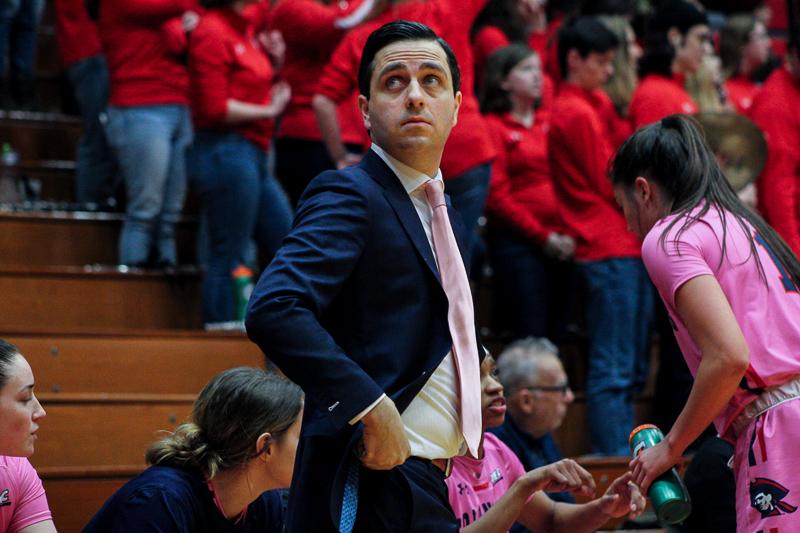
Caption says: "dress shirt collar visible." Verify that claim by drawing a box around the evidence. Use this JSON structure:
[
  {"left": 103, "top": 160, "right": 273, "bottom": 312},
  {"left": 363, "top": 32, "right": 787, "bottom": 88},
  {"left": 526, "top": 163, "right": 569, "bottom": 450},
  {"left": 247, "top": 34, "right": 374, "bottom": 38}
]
[{"left": 370, "top": 143, "right": 443, "bottom": 195}]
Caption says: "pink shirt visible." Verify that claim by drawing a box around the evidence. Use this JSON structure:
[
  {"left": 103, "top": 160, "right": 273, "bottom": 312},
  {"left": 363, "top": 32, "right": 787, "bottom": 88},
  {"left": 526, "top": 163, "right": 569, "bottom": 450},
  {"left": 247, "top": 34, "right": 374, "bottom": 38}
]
[
  {"left": 642, "top": 207, "right": 800, "bottom": 437},
  {"left": 0, "top": 456, "right": 52, "bottom": 532},
  {"left": 446, "top": 433, "right": 526, "bottom": 530}
]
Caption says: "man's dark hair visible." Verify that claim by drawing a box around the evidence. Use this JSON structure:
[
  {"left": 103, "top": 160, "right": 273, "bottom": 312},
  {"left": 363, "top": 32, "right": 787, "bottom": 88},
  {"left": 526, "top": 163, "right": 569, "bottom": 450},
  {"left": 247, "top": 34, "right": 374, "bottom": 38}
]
[
  {"left": 557, "top": 16, "right": 619, "bottom": 79},
  {"left": 357, "top": 20, "right": 461, "bottom": 98}
]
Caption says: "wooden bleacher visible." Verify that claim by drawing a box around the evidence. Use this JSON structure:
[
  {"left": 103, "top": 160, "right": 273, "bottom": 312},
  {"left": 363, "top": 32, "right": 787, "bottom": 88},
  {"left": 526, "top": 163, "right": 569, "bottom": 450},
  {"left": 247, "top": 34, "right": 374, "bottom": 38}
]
[{"left": 0, "top": 7, "right": 266, "bottom": 530}]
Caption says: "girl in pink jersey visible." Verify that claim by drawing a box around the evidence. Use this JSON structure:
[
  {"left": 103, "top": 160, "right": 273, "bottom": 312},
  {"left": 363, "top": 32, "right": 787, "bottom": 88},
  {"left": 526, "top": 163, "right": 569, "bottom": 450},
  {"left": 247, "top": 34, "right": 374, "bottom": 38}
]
[
  {"left": 0, "top": 340, "right": 55, "bottom": 533},
  {"left": 446, "top": 355, "right": 645, "bottom": 532},
  {"left": 612, "top": 114, "right": 800, "bottom": 532}
]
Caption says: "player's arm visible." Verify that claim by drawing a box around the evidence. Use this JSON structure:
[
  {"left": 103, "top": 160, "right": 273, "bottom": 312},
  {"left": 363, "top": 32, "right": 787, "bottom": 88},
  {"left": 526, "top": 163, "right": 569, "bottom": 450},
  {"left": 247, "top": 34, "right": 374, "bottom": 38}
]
[{"left": 631, "top": 274, "right": 749, "bottom": 490}]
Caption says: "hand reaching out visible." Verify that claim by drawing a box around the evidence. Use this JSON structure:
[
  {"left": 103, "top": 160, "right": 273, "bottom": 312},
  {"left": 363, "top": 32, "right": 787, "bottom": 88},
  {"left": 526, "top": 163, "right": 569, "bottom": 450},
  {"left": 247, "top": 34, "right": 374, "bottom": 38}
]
[
  {"left": 596, "top": 472, "right": 646, "bottom": 519},
  {"left": 520, "top": 459, "right": 596, "bottom": 499}
]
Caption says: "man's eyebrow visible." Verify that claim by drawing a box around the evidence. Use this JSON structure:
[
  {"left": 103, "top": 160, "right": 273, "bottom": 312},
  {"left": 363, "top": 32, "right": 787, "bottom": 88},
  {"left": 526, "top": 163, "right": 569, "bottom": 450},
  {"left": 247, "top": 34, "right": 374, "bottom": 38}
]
[
  {"left": 377, "top": 61, "right": 408, "bottom": 79},
  {"left": 419, "top": 62, "right": 447, "bottom": 75},
  {"left": 17, "top": 383, "right": 33, "bottom": 394}
]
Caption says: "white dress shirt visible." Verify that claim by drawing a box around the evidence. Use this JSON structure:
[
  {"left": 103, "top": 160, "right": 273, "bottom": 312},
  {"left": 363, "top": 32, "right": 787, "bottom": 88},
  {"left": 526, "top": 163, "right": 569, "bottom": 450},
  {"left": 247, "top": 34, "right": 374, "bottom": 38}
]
[{"left": 348, "top": 143, "right": 465, "bottom": 460}]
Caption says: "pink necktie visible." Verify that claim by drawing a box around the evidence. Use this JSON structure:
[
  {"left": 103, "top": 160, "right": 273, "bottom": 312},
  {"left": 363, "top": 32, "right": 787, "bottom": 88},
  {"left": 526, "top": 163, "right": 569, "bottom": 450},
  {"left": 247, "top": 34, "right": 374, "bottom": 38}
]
[{"left": 424, "top": 179, "right": 482, "bottom": 457}]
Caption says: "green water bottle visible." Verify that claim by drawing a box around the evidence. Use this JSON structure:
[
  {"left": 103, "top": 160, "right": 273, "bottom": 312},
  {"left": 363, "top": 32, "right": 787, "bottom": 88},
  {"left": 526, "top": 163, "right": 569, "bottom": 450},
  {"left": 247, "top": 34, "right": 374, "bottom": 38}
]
[
  {"left": 629, "top": 424, "right": 692, "bottom": 525},
  {"left": 231, "top": 265, "right": 254, "bottom": 321}
]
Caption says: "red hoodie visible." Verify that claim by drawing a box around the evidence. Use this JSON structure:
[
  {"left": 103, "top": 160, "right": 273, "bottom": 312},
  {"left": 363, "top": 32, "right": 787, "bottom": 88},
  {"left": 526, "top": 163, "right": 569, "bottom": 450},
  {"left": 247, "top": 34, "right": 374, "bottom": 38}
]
[
  {"left": 189, "top": 8, "right": 276, "bottom": 151},
  {"left": 549, "top": 83, "right": 639, "bottom": 261},
  {"left": 54, "top": 0, "right": 102, "bottom": 67},
  {"left": 99, "top": 0, "right": 198, "bottom": 106},
  {"left": 749, "top": 67, "right": 800, "bottom": 254}
]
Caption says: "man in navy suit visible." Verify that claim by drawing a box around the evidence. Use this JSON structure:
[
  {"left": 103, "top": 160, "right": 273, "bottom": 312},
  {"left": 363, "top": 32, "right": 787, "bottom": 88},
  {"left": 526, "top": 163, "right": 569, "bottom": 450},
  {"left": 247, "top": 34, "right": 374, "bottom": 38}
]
[{"left": 246, "top": 21, "right": 481, "bottom": 532}]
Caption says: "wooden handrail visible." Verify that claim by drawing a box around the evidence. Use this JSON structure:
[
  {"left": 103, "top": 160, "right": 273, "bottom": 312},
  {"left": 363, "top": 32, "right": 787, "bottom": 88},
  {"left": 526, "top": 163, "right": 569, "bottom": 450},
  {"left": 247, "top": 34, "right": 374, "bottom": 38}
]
[{"left": 0, "top": 326, "right": 251, "bottom": 339}]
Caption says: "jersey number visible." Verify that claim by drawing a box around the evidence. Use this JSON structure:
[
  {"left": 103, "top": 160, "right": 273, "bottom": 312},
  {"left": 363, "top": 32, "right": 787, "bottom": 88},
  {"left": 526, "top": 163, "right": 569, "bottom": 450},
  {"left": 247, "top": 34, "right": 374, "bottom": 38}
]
[{"left": 755, "top": 232, "right": 799, "bottom": 293}]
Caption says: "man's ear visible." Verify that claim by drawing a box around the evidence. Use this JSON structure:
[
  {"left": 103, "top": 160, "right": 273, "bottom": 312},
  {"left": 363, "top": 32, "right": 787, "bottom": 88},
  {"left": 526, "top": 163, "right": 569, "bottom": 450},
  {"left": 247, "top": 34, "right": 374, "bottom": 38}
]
[
  {"left": 451, "top": 90, "right": 462, "bottom": 127},
  {"left": 358, "top": 94, "right": 371, "bottom": 130}
]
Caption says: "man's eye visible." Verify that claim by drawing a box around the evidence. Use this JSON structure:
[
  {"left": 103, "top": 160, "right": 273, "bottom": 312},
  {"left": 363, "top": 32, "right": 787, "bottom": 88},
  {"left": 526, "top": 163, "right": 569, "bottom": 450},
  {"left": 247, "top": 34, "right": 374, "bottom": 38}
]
[
  {"left": 386, "top": 76, "right": 403, "bottom": 89},
  {"left": 423, "top": 75, "right": 441, "bottom": 85}
]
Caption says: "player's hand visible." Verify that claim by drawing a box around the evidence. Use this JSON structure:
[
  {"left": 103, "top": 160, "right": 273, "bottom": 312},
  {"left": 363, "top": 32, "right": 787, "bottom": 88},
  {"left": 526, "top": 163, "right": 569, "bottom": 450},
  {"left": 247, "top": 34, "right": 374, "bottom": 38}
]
[
  {"left": 358, "top": 396, "right": 411, "bottom": 470},
  {"left": 267, "top": 81, "right": 292, "bottom": 117},
  {"left": 519, "top": 458, "right": 596, "bottom": 498},
  {"left": 596, "top": 472, "right": 646, "bottom": 519},
  {"left": 630, "top": 439, "right": 679, "bottom": 492}
]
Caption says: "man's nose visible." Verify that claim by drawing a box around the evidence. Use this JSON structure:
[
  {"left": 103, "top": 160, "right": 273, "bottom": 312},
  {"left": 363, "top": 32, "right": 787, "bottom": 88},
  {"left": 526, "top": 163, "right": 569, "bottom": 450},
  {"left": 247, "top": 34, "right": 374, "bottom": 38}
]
[{"left": 406, "top": 80, "right": 424, "bottom": 108}]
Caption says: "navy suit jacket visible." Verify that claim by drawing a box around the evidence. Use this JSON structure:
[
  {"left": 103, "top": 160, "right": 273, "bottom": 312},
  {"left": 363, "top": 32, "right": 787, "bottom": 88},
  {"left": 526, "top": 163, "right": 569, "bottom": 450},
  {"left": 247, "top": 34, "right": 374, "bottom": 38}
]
[{"left": 246, "top": 150, "right": 483, "bottom": 532}]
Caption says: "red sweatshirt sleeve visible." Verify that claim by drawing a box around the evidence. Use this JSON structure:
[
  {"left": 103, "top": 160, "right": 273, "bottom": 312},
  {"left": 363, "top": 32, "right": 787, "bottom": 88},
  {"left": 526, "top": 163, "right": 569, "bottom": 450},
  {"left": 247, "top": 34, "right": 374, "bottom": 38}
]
[
  {"left": 750, "top": 85, "right": 800, "bottom": 254},
  {"left": 485, "top": 117, "right": 550, "bottom": 243},
  {"left": 189, "top": 20, "right": 231, "bottom": 124},
  {"left": 316, "top": 28, "right": 364, "bottom": 103},
  {"left": 273, "top": 0, "right": 367, "bottom": 49},
  {"left": 561, "top": 106, "right": 615, "bottom": 200},
  {"left": 114, "top": 0, "right": 197, "bottom": 22}
]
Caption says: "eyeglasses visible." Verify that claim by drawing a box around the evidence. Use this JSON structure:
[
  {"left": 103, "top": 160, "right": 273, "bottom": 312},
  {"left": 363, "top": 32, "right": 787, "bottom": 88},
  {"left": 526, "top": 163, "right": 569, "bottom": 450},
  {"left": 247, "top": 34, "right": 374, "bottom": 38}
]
[{"left": 524, "top": 382, "right": 571, "bottom": 396}]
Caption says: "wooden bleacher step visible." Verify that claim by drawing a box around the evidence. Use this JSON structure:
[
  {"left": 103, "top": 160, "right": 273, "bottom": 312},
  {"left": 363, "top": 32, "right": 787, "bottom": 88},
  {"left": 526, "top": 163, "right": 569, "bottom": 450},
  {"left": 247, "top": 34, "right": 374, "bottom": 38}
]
[
  {"left": 0, "top": 210, "right": 196, "bottom": 266},
  {"left": 0, "top": 265, "right": 203, "bottom": 329},
  {"left": 5, "top": 327, "right": 264, "bottom": 394},
  {"left": 0, "top": 111, "right": 80, "bottom": 161}
]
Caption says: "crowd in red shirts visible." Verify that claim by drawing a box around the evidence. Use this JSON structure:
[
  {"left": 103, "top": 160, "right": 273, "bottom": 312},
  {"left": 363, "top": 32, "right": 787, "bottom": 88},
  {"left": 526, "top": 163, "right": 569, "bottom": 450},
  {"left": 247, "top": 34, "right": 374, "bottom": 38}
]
[{"left": 50, "top": 0, "right": 800, "bottom": 451}]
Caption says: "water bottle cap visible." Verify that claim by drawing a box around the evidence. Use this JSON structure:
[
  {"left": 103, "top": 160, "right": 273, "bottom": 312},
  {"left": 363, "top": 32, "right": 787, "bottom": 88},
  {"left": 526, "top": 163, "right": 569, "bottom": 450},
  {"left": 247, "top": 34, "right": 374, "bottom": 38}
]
[
  {"left": 232, "top": 265, "right": 253, "bottom": 278},
  {"left": 629, "top": 423, "right": 660, "bottom": 443}
]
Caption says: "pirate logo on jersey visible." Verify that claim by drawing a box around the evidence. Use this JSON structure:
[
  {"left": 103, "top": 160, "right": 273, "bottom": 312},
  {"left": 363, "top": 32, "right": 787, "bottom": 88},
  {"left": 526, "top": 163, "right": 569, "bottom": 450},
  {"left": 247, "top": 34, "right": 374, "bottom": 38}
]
[{"left": 750, "top": 478, "right": 798, "bottom": 518}]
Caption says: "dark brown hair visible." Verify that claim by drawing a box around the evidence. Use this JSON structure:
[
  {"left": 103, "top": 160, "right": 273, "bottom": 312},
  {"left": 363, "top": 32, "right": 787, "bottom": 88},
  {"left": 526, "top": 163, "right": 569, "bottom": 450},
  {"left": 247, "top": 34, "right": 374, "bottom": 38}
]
[{"left": 146, "top": 368, "right": 303, "bottom": 479}]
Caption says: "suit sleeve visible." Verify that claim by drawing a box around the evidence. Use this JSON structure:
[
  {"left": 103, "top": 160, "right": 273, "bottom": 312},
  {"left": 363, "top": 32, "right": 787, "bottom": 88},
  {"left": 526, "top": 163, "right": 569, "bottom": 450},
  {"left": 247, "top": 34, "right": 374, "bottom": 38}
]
[{"left": 246, "top": 171, "right": 385, "bottom": 431}]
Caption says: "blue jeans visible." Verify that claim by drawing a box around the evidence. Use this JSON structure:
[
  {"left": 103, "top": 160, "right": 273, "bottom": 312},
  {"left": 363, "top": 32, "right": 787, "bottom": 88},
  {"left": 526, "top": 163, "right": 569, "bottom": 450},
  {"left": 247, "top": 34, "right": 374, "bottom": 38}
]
[
  {"left": 487, "top": 227, "right": 576, "bottom": 342},
  {"left": 105, "top": 104, "right": 193, "bottom": 266},
  {"left": 0, "top": 0, "right": 43, "bottom": 76},
  {"left": 579, "top": 258, "right": 654, "bottom": 455},
  {"left": 188, "top": 131, "right": 293, "bottom": 323},
  {"left": 68, "top": 54, "right": 117, "bottom": 204},
  {"left": 444, "top": 163, "right": 491, "bottom": 253}
]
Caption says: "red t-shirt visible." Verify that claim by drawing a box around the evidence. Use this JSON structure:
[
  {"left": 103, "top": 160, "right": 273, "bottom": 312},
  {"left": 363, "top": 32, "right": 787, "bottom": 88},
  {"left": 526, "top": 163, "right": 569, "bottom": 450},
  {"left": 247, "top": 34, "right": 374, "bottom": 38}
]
[
  {"left": 99, "top": 0, "right": 198, "bottom": 107},
  {"left": 628, "top": 73, "right": 698, "bottom": 130},
  {"left": 484, "top": 112, "right": 563, "bottom": 244},
  {"left": 749, "top": 67, "right": 800, "bottom": 254},
  {"left": 271, "top": 0, "right": 369, "bottom": 146},
  {"left": 54, "top": 0, "right": 102, "bottom": 67},
  {"left": 725, "top": 75, "right": 760, "bottom": 115},
  {"left": 189, "top": 8, "right": 276, "bottom": 151},
  {"left": 316, "top": 0, "right": 496, "bottom": 179},
  {"left": 548, "top": 83, "right": 639, "bottom": 261}
]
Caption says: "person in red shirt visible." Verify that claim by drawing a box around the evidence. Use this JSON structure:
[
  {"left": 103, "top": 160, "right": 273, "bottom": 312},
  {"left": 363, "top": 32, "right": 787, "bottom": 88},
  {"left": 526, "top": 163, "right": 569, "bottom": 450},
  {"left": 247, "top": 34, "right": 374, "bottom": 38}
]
[
  {"left": 55, "top": 0, "right": 117, "bottom": 207},
  {"left": 312, "top": 0, "right": 497, "bottom": 256},
  {"left": 471, "top": 0, "right": 556, "bottom": 104},
  {"left": 480, "top": 44, "right": 574, "bottom": 342},
  {"left": 749, "top": 42, "right": 800, "bottom": 255},
  {"left": 271, "top": 0, "right": 377, "bottom": 205},
  {"left": 628, "top": 0, "right": 710, "bottom": 130},
  {"left": 99, "top": 0, "right": 199, "bottom": 267},
  {"left": 549, "top": 17, "right": 653, "bottom": 456},
  {"left": 187, "top": 0, "right": 293, "bottom": 325},
  {"left": 720, "top": 13, "right": 773, "bottom": 115}
]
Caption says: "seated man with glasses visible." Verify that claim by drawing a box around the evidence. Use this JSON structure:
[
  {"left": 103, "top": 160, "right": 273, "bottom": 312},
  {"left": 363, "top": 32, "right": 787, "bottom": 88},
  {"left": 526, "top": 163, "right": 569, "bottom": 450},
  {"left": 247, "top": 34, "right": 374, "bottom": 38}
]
[{"left": 490, "top": 338, "right": 576, "bottom": 507}]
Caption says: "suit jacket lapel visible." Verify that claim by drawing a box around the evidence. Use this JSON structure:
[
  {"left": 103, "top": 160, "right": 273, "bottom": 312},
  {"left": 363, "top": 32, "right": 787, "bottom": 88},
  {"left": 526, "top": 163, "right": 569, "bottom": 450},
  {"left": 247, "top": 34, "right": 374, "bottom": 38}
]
[{"left": 360, "top": 151, "right": 441, "bottom": 283}]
